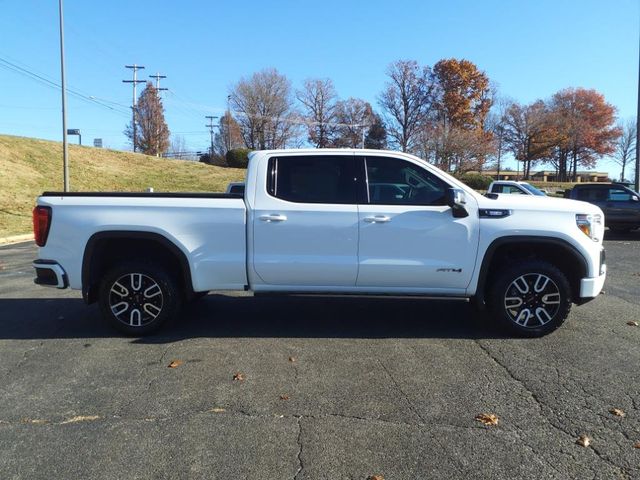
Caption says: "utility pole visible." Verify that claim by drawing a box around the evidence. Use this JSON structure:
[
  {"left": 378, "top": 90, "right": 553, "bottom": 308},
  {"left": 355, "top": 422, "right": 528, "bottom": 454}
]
[
  {"left": 149, "top": 73, "right": 167, "bottom": 156},
  {"left": 149, "top": 72, "right": 167, "bottom": 94},
  {"left": 58, "top": 0, "right": 69, "bottom": 191},
  {"left": 123, "top": 64, "right": 145, "bottom": 152},
  {"left": 205, "top": 115, "right": 218, "bottom": 158}
]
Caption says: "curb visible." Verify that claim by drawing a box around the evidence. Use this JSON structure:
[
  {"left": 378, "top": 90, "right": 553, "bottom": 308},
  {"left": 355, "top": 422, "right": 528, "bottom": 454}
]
[{"left": 0, "top": 234, "right": 34, "bottom": 246}]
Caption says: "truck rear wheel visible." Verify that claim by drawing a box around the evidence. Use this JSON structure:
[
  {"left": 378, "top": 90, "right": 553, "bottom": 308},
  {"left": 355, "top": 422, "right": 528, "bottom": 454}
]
[
  {"left": 488, "top": 260, "right": 572, "bottom": 337},
  {"left": 98, "top": 261, "right": 181, "bottom": 336}
]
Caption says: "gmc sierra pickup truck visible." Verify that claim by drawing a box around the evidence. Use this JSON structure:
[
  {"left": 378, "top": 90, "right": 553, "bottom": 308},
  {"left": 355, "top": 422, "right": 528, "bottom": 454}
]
[{"left": 32, "top": 149, "right": 607, "bottom": 337}]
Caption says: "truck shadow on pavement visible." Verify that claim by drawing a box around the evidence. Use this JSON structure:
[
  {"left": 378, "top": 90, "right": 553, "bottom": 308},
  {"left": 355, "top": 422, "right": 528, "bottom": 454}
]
[{"left": 0, "top": 294, "right": 510, "bottom": 341}]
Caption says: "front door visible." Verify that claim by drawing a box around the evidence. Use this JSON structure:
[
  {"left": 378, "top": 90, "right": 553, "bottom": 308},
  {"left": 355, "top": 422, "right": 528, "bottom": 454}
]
[
  {"left": 252, "top": 154, "right": 360, "bottom": 286},
  {"left": 356, "top": 156, "right": 479, "bottom": 291}
]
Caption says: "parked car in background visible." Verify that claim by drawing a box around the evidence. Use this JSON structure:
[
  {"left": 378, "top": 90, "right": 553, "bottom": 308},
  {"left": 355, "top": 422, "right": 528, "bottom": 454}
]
[
  {"left": 565, "top": 183, "right": 640, "bottom": 233},
  {"left": 488, "top": 180, "right": 547, "bottom": 196},
  {"left": 225, "top": 182, "right": 245, "bottom": 195}
]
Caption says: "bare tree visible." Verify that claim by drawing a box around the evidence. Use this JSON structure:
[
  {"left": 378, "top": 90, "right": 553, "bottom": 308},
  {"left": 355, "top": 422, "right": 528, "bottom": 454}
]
[
  {"left": 229, "top": 68, "right": 298, "bottom": 150},
  {"left": 296, "top": 78, "right": 338, "bottom": 147},
  {"left": 168, "top": 134, "right": 188, "bottom": 159},
  {"left": 124, "top": 82, "right": 170, "bottom": 156},
  {"left": 612, "top": 119, "right": 636, "bottom": 182},
  {"left": 334, "top": 98, "right": 374, "bottom": 148},
  {"left": 378, "top": 60, "right": 435, "bottom": 152},
  {"left": 502, "top": 100, "right": 555, "bottom": 179}
]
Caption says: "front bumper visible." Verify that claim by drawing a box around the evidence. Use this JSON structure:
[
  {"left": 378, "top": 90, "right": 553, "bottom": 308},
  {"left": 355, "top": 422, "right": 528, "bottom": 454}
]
[
  {"left": 579, "top": 264, "right": 606, "bottom": 299},
  {"left": 33, "top": 260, "right": 68, "bottom": 289}
]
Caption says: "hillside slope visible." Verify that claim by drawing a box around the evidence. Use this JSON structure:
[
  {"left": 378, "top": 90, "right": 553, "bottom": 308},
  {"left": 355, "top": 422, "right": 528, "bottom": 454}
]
[{"left": 0, "top": 135, "right": 246, "bottom": 237}]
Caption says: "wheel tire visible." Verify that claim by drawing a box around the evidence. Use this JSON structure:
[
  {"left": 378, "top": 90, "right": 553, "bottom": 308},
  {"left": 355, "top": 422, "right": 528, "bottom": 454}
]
[
  {"left": 98, "top": 261, "right": 182, "bottom": 336},
  {"left": 488, "top": 260, "right": 572, "bottom": 337}
]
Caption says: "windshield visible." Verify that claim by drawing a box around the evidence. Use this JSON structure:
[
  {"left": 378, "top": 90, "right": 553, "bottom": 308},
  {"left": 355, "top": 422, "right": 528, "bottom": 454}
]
[{"left": 520, "top": 183, "right": 547, "bottom": 196}]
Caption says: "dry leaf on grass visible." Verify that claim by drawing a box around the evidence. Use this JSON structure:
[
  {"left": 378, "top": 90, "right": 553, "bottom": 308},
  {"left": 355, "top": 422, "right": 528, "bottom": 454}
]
[
  {"left": 368, "top": 476, "right": 385, "bottom": 480},
  {"left": 609, "top": 408, "right": 625, "bottom": 417},
  {"left": 576, "top": 434, "right": 591, "bottom": 447},
  {"left": 60, "top": 415, "right": 100, "bottom": 425},
  {"left": 627, "top": 321, "right": 639, "bottom": 327},
  {"left": 233, "top": 372, "right": 246, "bottom": 382},
  {"left": 209, "top": 407, "right": 226, "bottom": 413},
  {"left": 288, "top": 356, "right": 296, "bottom": 363},
  {"left": 633, "top": 441, "right": 640, "bottom": 449},
  {"left": 168, "top": 360, "right": 183, "bottom": 368},
  {"left": 280, "top": 394, "right": 290, "bottom": 401},
  {"left": 475, "top": 413, "right": 499, "bottom": 426}
]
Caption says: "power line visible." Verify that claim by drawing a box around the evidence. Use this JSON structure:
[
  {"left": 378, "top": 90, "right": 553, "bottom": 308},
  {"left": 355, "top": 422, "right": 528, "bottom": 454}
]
[
  {"left": 123, "top": 64, "right": 146, "bottom": 152},
  {"left": 0, "top": 56, "right": 130, "bottom": 117}
]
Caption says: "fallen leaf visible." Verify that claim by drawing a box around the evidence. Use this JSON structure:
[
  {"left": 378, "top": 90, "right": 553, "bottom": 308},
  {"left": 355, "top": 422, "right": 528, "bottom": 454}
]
[
  {"left": 576, "top": 434, "right": 591, "bottom": 447},
  {"left": 609, "top": 408, "right": 625, "bottom": 417},
  {"left": 633, "top": 441, "right": 640, "bottom": 449},
  {"left": 168, "top": 360, "right": 183, "bottom": 368},
  {"left": 475, "top": 413, "right": 499, "bottom": 426},
  {"left": 627, "top": 321, "right": 639, "bottom": 327},
  {"left": 60, "top": 415, "right": 100, "bottom": 425},
  {"left": 209, "top": 407, "right": 226, "bottom": 413},
  {"left": 22, "top": 418, "right": 47, "bottom": 424},
  {"left": 233, "top": 372, "right": 245, "bottom": 382},
  {"left": 280, "top": 394, "right": 290, "bottom": 401},
  {"left": 288, "top": 356, "right": 296, "bottom": 363},
  {"left": 368, "top": 476, "right": 385, "bottom": 480}
]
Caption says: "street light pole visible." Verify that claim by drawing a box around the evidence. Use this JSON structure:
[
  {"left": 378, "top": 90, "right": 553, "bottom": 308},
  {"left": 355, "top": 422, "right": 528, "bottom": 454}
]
[
  {"left": 58, "top": 0, "right": 69, "bottom": 191},
  {"left": 635, "top": 30, "right": 640, "bottom": 192}
]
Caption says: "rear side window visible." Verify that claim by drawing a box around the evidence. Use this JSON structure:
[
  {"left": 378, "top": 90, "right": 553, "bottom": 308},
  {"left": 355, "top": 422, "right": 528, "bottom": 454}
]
[
  {"left": 576, "top": 188, "right": 607, "bottom": 202},
  {"left": 267, "top": 156, "right": 357, "bottom": 204},
  {"left": 365, "top": 156, "right": 448, "bottom": 206}
]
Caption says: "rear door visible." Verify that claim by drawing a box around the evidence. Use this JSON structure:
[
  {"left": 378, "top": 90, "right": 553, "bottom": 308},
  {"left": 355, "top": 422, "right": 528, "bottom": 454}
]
[
  {"left": 252, "top": 154, "right": 360, "bottom": 286},
  {"left": 356, "top": 155, "right": 479, "bottom": 291}
]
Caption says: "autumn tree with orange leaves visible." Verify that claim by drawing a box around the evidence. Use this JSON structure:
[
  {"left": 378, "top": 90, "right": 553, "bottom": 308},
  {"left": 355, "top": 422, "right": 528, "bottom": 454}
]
[
  {"left": 416, "top": 58, "right": 495, "bottom": 173},
  {"left": 549, "top": 88, "right": 621, "bottom": 182}
]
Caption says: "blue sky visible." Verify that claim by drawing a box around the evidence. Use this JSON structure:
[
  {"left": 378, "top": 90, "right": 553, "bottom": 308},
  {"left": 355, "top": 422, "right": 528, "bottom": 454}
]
[{"left": 1, "top": 0, "right": 638, "bottom": 173}]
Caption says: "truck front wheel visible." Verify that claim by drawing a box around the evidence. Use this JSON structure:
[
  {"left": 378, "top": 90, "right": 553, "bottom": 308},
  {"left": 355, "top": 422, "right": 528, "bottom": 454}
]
[
  {"left": 488, "top": 260, "right": 572, "bottom": 337},
  {"left": 98, "top": 261, "right": 181, "bottom": 336}
]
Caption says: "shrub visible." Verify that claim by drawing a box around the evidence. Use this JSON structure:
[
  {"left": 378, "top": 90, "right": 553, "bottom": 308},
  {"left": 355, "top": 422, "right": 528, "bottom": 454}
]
[
  {"left": 225, "top": 148, "right": 251, "bottom": 168},
  {"left": 457, "top": 173, "right": 493, "bottom": 191}
]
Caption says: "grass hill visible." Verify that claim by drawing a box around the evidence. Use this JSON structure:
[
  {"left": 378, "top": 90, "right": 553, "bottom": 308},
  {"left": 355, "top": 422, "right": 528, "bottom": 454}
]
[{"left": 0, "top": 135, "right": 246, "bottom": 238}]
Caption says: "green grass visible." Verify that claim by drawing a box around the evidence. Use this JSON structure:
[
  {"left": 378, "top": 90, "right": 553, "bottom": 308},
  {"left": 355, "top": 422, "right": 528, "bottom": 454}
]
[{"left": 0, "top": 135, "right": 246, "bottom": 237}]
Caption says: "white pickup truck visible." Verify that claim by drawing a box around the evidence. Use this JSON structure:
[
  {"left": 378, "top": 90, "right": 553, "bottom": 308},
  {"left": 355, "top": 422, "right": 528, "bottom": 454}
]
[{"left": 32, "top": 149, "right": 607, "bottom": 337}]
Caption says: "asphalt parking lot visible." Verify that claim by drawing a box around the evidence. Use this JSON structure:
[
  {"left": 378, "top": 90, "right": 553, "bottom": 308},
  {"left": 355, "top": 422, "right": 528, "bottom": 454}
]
[{"left": 0, "top": 234, "right": 639, "bottom": 479}]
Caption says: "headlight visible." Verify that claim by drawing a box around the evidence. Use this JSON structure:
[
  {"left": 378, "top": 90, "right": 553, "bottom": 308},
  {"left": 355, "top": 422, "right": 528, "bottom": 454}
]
[{"left": 576, "top": 213, "right": 602, "bottom": 242}]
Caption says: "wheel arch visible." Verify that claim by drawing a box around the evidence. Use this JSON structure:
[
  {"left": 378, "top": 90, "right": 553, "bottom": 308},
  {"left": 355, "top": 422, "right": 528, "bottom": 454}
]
[
  {"left": 82, "top": 231, "right": 194, "bottom": 304},
  {"left": 475, "top": 236, "right": 588, "bottom": 308}
]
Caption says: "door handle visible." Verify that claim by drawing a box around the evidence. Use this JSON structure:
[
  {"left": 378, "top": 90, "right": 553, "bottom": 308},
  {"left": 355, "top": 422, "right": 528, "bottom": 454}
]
[
  {"left": 363, "top": 215, "right": 391, "bottom": 223},
  {"left": 259, "top": 214, "right": 287, "bottom": 222}
]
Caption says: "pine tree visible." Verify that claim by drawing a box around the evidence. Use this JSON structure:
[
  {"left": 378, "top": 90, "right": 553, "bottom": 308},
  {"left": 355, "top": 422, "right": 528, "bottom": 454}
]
[{"left": 124, "top": 82, "right": 170, "bottom": 156}]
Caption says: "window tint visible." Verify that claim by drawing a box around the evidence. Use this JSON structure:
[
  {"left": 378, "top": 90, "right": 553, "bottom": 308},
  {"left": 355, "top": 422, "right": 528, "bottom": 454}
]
[
  {"left": 268, "top": 156, "right": 356, "bottom": 204},
  {"left": 576, "top": 188, "right": 607, "bottom": 202},
  {"left": 365, "top": 157, "right": 448, "bottom": 205},
  {"left": 608, "top": 188, "right": 632, "bottom": 202},
  {"left": 506, "top": 186, "right": 525, "bottom": 194}
]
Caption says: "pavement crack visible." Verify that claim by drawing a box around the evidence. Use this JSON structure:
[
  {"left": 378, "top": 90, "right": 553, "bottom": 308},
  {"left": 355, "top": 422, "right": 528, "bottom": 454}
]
[
  {"left": 375, "top": 357, "right": 426, "bottom": 424},
  {"left": 293, "top": 415, "right": 304, "bottom": 480}
]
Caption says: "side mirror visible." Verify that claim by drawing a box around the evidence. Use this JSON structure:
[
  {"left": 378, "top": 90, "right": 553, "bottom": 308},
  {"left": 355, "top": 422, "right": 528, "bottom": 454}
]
[{"left": 446, "top": 188, "right": 469, "bottom": 218}]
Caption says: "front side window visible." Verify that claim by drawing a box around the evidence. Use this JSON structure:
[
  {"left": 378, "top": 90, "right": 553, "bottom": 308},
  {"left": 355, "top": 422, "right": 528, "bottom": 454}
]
[
  {"left": 365, "top": 157, "right": 448, "bottom": 206},
  {"left": 267, "top": 156, "right": 356, "bottom": 204},
  {"left": 608, "top": 188, "right": 632, "bottom": 202}
]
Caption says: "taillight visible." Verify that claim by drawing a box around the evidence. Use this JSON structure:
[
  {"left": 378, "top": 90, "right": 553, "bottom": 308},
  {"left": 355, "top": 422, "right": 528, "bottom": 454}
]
[{"left": 33, "top": 206, "right": 52, "bottom": 247}]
